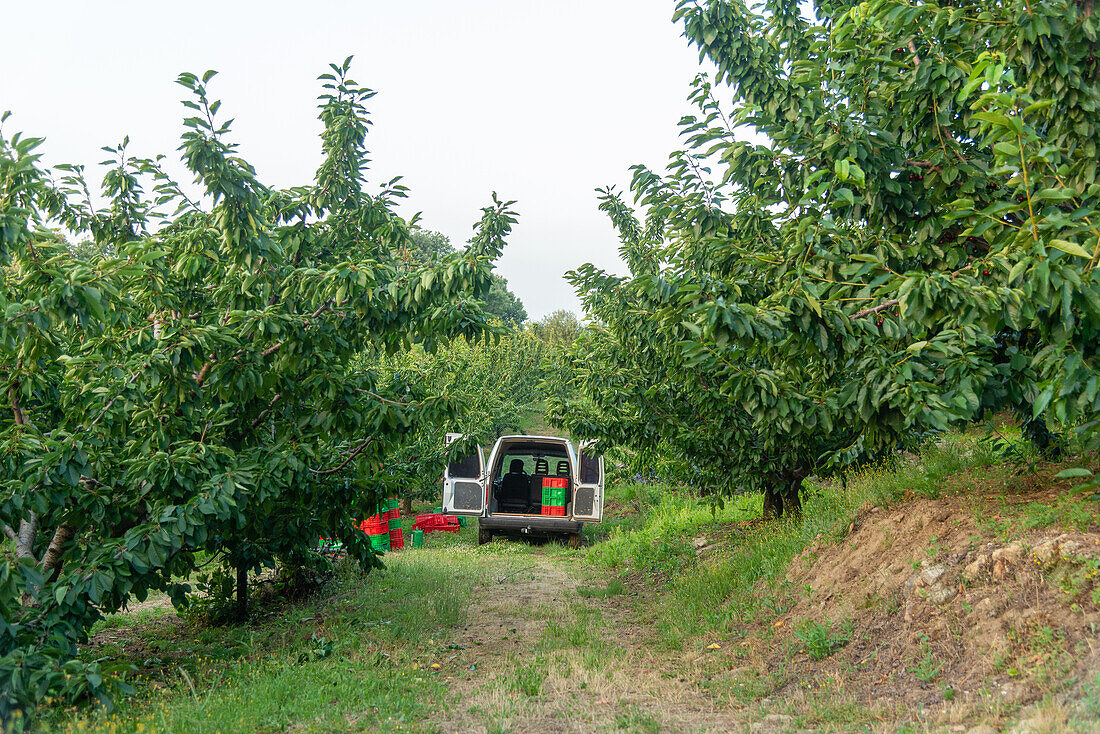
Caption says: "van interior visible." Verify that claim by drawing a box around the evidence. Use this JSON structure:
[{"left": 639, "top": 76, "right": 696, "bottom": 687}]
[{"left": 488, "top": 439, "right": 571, "bottom": 516}]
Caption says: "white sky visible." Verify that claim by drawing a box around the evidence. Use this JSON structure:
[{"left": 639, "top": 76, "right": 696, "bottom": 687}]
[{"left": 1, "top": 1, "right": 708, "bottom": 320}]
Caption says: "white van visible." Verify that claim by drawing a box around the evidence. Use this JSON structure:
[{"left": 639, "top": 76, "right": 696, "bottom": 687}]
[{"left": 441, "top": 434, "right": 604, "bottom": 547}]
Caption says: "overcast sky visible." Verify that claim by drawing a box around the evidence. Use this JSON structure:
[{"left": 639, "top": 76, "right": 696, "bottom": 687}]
[{"left": 1, "top": 1, "right": 707, "bottom": 320}]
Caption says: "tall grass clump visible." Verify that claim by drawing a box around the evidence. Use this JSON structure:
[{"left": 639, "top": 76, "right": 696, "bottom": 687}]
[{"left": 587, "top": 486, "right": 759, "bottom": 574}]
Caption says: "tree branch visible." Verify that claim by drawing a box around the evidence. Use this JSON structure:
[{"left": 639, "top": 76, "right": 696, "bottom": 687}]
[
  {"left": 250, "top": 393, "right": 282, "bottom": 430},
  {"left": 7, "top": 380, "right": 40, "bottom": 561},
  {"left": 3, "top": 524, "right": 17, "bottom": 543},
  {"left": 8, "top": 381, "right": 27, "bottom": 427},
  {"left": 850, "top": 299, "right": 900, "bottom": 319},
  {"left": 306, "top": 298, "right": 335, "bottom": 323},
  {"left": 89, "top": 367, "right": 145, "bottom": 429},
  {"left": 906, "top": 159, "right": 942, "bottom": 173},
  {"left": 355, "top": 388, "right": 413, "bottom": 407},
  {"left": 195, "top": 355, "right": 216, "bottom": 387},
  {"left": 194, "top": 298, "right": 330, "bottom": 387},
  {"left": 16, "top": 513, "right": 37, "bottom": 560},
  {"left": 309, "top": 437, "right": 377, "bottom": 476}
]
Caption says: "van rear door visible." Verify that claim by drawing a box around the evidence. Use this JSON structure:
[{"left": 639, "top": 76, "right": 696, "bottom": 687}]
[
  {"left": 442, "top": 433, "right": 486, "bottom": 516},
  {"left": 572, "top": 441, "right": 603, "bottom": 522}
]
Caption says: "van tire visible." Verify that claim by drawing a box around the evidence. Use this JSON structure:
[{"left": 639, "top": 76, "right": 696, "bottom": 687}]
[
  {"left": 567, "top": 533, "right": 582, "bottom": 549},
  {"left": 478, "top": 528, "right": 492, "bottom": 546}
]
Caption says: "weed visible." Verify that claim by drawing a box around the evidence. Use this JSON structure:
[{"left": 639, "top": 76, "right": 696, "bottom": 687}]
[
  {"left": 1000, "top": 621, "right": 1076, "bottom": 691},
  {"left": 1080, "top": 672, "right": 1100, "bottom": 721},
  {"left": 542, "top": 608, "right": 598, "bottom": 650},
  {"left": 909, "top": 635, "right": 942, "bottom": 683},
  {"left": 794, "top": 619, "right": 852, "bottom": 660},
  {"left": 296, "top": 632, "right": 334, "bottom": 663},
  {"left": 707, "top": 665, "right": 786, "bottom": 704},
  {"left": 1052, "top": 556, "right": 1100, "bottom": 606}
]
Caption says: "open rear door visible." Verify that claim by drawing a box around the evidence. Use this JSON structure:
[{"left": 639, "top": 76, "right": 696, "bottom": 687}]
[
  {"left": 572, "top": 441, "right": 603, "bottom": 522},
  {"left": 442, "top": 433, "right": 486, "bottom": 516}
]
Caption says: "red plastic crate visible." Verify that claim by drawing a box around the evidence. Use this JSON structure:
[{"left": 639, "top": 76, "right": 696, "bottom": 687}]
[
  {"left": 414, "top": 513, "right": 461, "bottom": 533},
  {"left": 361, "top": 516, "right": 388, "bottom": 536},
  {"left": 542, "top": 477, "right": 568, "bottom": 489}
]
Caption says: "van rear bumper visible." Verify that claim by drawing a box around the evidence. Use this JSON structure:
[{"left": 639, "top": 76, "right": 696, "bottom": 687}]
[{"left": 479, "top": 514, "right": 583, "bottom": 535}]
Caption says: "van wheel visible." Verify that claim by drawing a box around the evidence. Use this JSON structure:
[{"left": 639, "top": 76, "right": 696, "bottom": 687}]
[
  {"left": 567, "top": 533, "right": 582, "bottom": 549},
  {"left": 478, "top": 528, "right": 492, "bottom": 546}
]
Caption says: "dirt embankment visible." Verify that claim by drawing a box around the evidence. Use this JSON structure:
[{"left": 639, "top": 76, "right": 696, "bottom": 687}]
[{"left": 768, "top": 497, "right": 1100, "bottom": 718}]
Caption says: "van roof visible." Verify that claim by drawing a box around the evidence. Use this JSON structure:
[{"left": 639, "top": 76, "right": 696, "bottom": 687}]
[{"left": 497, "top": 434, "right": 569, "bottom": 442}]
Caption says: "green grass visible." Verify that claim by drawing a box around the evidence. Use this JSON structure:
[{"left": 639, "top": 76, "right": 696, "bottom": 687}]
[
  {"left": 587, "top": 485, "right": 760, "bottom": 574},
  {"left": 613, "top": 705, "right": 661, "bottom": 733},
  {"left": 47, "top": 526, "right": 528, "bottom": 734},
  {"left": 908, "top": 635, "right": 943, "bottom": 683},
  {"left": 576, "top": 579, "right": 625, "bottom": 598},
  {"left": 504, "top": 656, "right": 548, "bottom": 697}
]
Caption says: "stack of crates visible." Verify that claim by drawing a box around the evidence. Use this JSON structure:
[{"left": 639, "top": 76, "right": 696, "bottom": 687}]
[
  {"left": 384, "top": 497, "right": 404, "bottom": 550},
  {"left": 360, "top": 514, "right": 389, "bottom": 553},
  {"left": 540, "top": 477, "right": 569, "bottom": 516}
]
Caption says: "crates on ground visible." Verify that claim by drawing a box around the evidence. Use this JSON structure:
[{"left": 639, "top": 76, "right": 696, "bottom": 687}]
[
  {"left": 414, "top": 512, "right": 461, "bottom": 533},
  {"left": 360, "top": 497, "right": 403, "bottom": 552},
  {"left": 384, "top": 497, "right": 404, "bottom": 550},
  {"left": 360, "top": 514, "right": 389, "bottom": 552}
]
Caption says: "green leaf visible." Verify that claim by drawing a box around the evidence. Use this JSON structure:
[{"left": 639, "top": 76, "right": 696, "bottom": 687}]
[
  {"left": 1049, "top": 240, "right": 1091, "bottom": 259},
  {"left": 1054, "top": 468, "right": 1093, "bottom": 479}
]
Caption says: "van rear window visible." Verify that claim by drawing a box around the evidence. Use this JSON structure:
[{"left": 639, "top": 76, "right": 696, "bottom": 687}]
[
  {"left": 448, "top": 452, "right": 481, "bottom": 479},
  {"left": 579, "top": 451, "right": 600, "bottom": 484}
]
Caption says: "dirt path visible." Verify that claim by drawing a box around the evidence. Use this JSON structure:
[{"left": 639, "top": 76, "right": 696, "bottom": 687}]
[{"left": 432, "top": 550, "right": 757, "bottom": 734}]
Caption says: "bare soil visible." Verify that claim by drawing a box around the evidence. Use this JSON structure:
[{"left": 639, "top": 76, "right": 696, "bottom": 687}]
[{"left": 721, "top": 494, "right": 1100, "bottom": 730}]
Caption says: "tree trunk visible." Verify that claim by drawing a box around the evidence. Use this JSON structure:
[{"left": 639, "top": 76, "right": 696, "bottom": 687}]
[
  {"left": 8, "top": 383, "right": 39, "bottom": 562},
  {"left": 236, "top": 562, "right": 248, "bottom": 620},
  {"left": 15, "top": 513, "right": 37, "bottom": 559},
  {"left": 399, "top": 496, "right": 412, "bottom": 517},
  {"left": 776, "top": 463, "right": 808, "bottom": 519},
  {"left": 780, "top": 477, "right": 803, "bottom": 518},
  {"left": 41, "top": 522, "right": 74, "bottom": 581},
  {"left": 762, "top": 485, "right": 783, "bottom": 519},
  {"left": 763, "top": 463, "right": 809, "bottom": 520}
]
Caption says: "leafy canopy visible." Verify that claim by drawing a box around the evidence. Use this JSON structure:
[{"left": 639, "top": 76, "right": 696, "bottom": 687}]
[
  {"left": 552, "top": 0, "right": 1099, "bottom": 511},
  {"left": 0, "top": 59, "right": 514, "bottom": 721}
]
